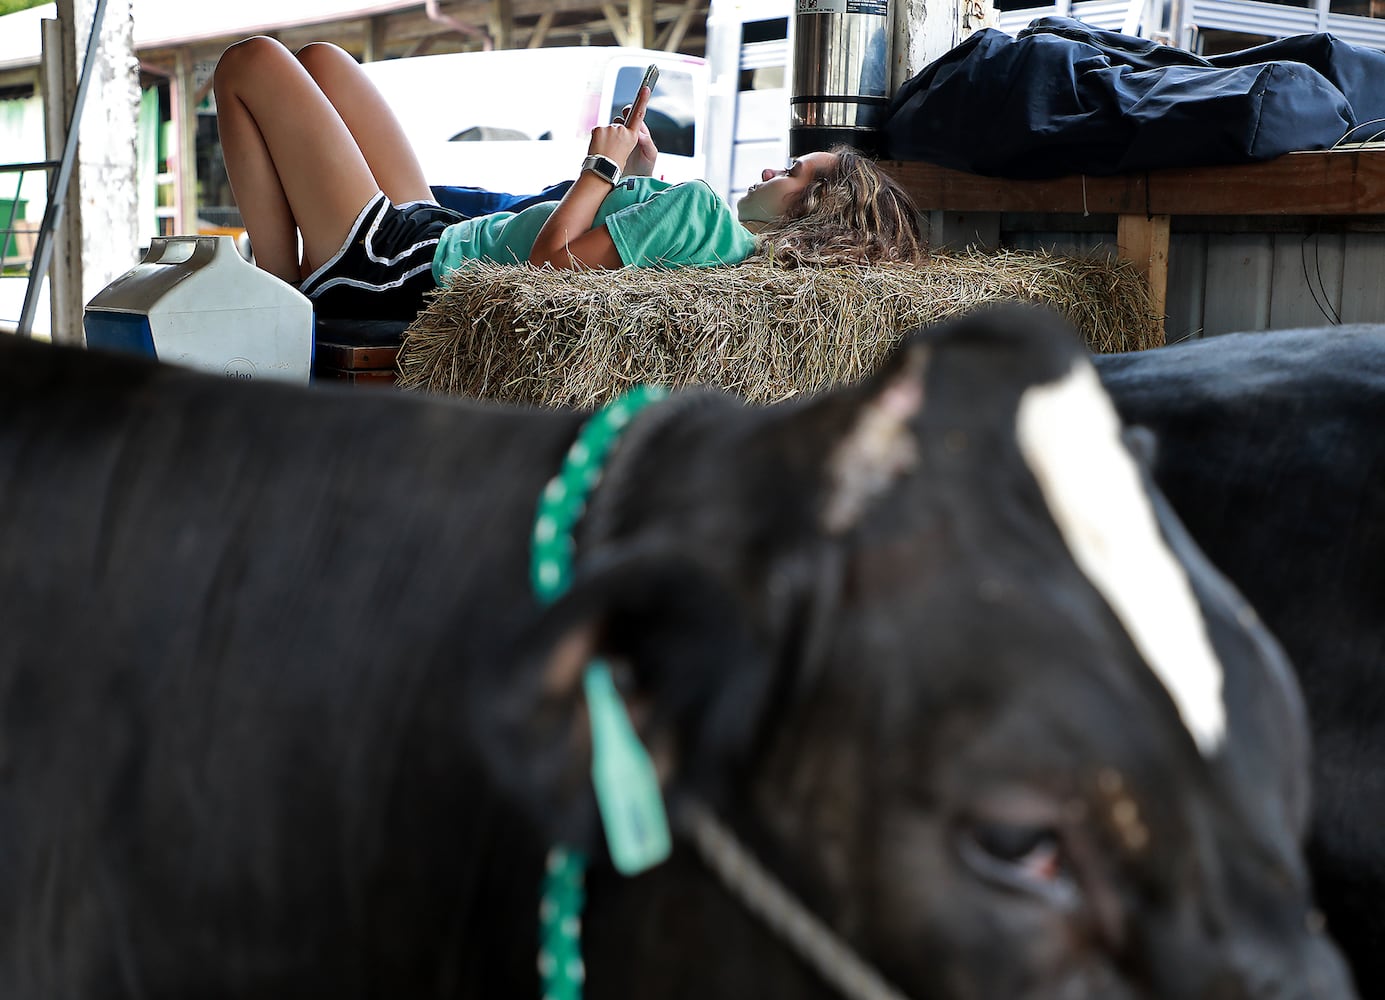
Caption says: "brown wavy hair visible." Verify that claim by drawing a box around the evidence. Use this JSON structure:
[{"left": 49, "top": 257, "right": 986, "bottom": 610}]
[{"left": 750, "top": 145, "right": 925, "bottom": 267}]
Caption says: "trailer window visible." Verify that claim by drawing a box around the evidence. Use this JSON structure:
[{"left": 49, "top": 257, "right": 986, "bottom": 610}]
[{"left": 610, "top": 66, "right": 696, "bottom": 157}]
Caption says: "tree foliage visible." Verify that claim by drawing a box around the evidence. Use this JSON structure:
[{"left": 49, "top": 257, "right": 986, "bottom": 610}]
[{"left": 0, "top": 0, "right": 49, "bottom": 15}]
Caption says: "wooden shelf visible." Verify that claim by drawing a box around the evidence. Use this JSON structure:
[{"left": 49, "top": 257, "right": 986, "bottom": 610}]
[{"left": 880, "top": 150, "right": 1385, "bottom": 218}]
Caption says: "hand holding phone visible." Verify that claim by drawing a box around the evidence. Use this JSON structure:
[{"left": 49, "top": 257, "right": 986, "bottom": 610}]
[
  {"left": 588, "top": 64, "right": 661, "bottom": 178},
  {"left": 621, "top": 66, "right": 660, "bottom": 177},
  {"left": 625, "top": 65, "right": 656, "bottom": 130}
]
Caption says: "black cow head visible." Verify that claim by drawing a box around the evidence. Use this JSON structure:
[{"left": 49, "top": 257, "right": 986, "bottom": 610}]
[{"left": 484, "top": 306, "right": 1355, "bottom": 1000}]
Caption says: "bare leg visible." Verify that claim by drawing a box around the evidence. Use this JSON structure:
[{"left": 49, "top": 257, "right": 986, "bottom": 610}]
[
  {"left": 293, "top": 43, "right": 434, "bottom": 206},
  {"left": 213, "top": 36, "right": 379, "bottom": 281}
]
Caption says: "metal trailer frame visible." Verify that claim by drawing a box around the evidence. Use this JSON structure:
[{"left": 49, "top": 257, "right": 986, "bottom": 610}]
[{"left": 0, "top": 0, "right": 108, "bottom": 339}]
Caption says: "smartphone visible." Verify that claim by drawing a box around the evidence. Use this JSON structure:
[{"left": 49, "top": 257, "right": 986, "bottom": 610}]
[{"left": 638, "top": 63, "right": 660, "bottom": 97}]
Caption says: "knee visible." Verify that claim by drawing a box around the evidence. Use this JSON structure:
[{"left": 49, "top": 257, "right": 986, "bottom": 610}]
[
  {"left": 294, "top": 41, "right": 353, "bottom": 79},
  {"left": 214, "top": 36, "right": 290, "bottom": 93}
]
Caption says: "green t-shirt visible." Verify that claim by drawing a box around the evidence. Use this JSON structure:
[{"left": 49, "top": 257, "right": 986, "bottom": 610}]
[{"left": 431, "top": 177, "right": 756, "bottom": 283}]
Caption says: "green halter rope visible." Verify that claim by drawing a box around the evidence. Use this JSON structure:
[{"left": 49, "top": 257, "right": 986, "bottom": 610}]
[{"left": 530, "top": 385, "right": 673, "bottom": 1000}]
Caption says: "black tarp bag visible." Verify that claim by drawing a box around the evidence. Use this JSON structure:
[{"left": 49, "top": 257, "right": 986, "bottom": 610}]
[{"left": 880, "top": 18, "right": 1381, "bottom": 178}]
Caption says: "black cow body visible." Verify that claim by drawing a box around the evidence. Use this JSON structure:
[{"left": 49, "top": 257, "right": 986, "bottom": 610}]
[
  {"left": 0, "top": 310, "right": 1354, "bottom": 999},
  {"left": 1098, "top": 325, "right": 1385, "bottom": 997}
]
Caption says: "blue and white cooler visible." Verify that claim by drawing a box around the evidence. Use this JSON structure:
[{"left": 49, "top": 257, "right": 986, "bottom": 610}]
[{"left": 84, "top": 235, "right": 313, "bottom": 383}]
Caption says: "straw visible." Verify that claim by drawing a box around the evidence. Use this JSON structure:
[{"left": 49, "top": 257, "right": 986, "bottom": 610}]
[{"left": 398, "top": 250, "right": 1162, "bottom": 406}]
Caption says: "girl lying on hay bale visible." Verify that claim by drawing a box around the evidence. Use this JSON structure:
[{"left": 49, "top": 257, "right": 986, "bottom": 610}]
[{"left": 213, "top": 36, "right": 925, "bottom": 326}]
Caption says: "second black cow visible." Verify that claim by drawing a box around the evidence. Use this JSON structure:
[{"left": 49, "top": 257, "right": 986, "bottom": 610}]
[{"left": 1099, "top": 324, "right": 1385, "bottom": 998}]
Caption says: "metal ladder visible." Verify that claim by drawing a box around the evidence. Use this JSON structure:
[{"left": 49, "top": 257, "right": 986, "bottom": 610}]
[{"left": 0, "top": 0, "right": 108, "bottom": 339}]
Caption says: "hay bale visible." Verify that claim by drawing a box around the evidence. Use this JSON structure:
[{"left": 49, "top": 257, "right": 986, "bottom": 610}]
[{"left": 397, "top": 249, "right": 1162, "bottom": 406}]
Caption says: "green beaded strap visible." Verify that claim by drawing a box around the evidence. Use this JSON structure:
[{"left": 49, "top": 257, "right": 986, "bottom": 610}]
[
  {"left": 530, "top": 385, "right": 673, "bottom": 1000},
  {"left": 538, "top": 847, "right": 587, "bottom": 1000},
  {"left": 531, "top": 384, "right": 669, "bottom": 603}
]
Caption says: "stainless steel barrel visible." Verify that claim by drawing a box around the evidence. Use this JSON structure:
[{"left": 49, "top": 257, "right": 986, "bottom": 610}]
[{"left": 790, "top": 0, "right": 892, "bottom": 156}]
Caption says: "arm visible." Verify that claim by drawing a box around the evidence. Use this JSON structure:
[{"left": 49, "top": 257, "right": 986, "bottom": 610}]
[
  {"left": 526, "top": 176, "right": 625, "bottom": 270},
  {"left": 529, "top": 85, "right": 652, "bottom": 270}
]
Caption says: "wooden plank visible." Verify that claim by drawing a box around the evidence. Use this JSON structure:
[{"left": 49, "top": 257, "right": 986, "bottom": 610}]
[
  {"left": 1117, "top": 213, "right": 1170, "bottom": 328},
  {"left": 314, "top": 367, "right": 399, "bottom": 386},
  {"left": 1149, "top": 151, "right": 1385, "bottom": 216},
  {"left": 879, "top": 150, "right": 1385, "bottom": 218},
  {"left": 880, "top": 160, "right": 1150, "bottom": 215},
  {"left": 315, "top": 342, "right": 401, "bottom": 370}
]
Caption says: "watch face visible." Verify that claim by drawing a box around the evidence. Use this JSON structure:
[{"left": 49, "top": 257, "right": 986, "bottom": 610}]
[{"left": 585, "top": 156, "right": 619, "bottom": 183}]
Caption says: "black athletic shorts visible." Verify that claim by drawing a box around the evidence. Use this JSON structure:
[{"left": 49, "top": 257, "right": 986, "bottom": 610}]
[{"left": 299, "top": 193, "right": 466, "bottom": 320}]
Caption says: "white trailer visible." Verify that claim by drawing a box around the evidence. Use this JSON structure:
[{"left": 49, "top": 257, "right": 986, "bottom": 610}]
[{"left": 704, "top": 0, "right": 794, "bottom": 207}]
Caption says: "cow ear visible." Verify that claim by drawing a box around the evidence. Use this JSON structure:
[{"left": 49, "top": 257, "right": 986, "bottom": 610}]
[{"left": 476, "top": 550, "right": 774, "bottom": 859}]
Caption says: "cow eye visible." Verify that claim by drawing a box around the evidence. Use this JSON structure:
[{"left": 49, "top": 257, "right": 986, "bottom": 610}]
[
  {"left": 958, "top": 822, "right": 1077, "bottom": 905},
  {"left": 974, "top": 822, "right": 1055, "bottom": 866}
]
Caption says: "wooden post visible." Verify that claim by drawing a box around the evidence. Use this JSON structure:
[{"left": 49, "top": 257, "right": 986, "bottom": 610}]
[
  {"left": 32, "top": 0, "right": 137, "bottom": 344},
  {"left": 41, "top": 9, "right": 81, "bottom": 343},
  {"left": 629, "top": 0, "right": 656, "bottom": 48},
  {"left": 488, "top": 0, "right": 515, "bottom": 50},
  {"left": 889, "top": 0, "right": 996, "bottom": 94},
  {"left": 1117, "top": 212, "right": 1171, "bottom": 333},
  {"left": 363, "top": 15, "right": 388, "bottom": 61},
  {"left": 171, "top": 49, "right": 198, "bottom": 236}
]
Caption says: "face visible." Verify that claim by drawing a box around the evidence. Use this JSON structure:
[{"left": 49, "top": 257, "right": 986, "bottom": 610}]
[
  {"left": 507, "top": 311, "right": 1352, "bottom": 999},
  {"left": 736, "top": 151, "right": 840, "bottom": 226},
  {"left": 743, "top": 543, "right": 1354, "bottom": 1000},
  {"left": 731, "top": 320, "right": 1353, "bottom": 998}
]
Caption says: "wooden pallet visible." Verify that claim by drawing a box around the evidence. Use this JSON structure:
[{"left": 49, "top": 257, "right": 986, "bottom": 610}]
[{"left": 313, "top": 340, "right": 400, "bottom": 387}]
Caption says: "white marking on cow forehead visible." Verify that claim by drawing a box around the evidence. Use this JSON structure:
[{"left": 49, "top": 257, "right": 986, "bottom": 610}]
[
  {"left": 1016, "top": 362, "right": 1226, "bottom": 756},
  {"left": 822, "top": 346, "right": 927, "bottom": 534}
]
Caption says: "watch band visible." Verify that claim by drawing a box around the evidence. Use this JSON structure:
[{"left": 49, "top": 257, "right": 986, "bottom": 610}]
[{"left": 580, "top": 154, "right": 622, "bottom": 186}]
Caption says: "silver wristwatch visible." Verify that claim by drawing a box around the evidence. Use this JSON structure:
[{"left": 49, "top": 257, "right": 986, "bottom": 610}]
[{"left": 580, "top": 154, "right": 622, "bottom": 186}]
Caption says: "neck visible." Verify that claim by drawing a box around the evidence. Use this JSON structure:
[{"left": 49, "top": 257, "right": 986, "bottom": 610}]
[
  {"left": 582, "top": 843, "right": 842, "bottom": 1000},
  {"left": 741, "top": 219, "right": 770, "bottom": 234}
]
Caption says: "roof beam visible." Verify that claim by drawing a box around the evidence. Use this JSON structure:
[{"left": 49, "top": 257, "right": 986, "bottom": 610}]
[
  {"left": 655, "top": 0, "right": 702, "bottom": 51},
  {"left": 600, "top": 3, "right": 633, "bottom": 45},
  {"left": 526, "top": 9, "right": 556, "bottom": 48}
]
